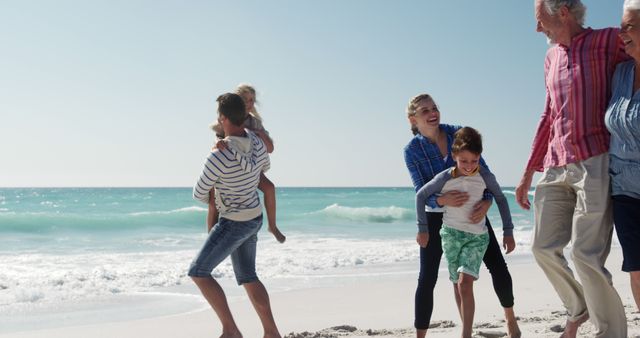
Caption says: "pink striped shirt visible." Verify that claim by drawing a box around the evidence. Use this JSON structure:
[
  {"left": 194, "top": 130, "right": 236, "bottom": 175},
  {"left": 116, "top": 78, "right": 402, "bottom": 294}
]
[{"left": 526, "top": 28, "right": 629, "bottom": 171}]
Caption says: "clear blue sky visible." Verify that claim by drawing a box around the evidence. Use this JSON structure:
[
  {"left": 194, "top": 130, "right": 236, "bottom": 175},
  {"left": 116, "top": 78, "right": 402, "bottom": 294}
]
[{"left": 0, "top": 0, "right": 626, "bottom": 187}]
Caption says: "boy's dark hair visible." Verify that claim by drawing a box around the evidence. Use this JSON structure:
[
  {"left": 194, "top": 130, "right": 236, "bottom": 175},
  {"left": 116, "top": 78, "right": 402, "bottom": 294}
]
[
  {"left": 216, "top": 93, "right": 247, "bottom": 127},
  {"left": 452, "top": 127, "right": 483, "bottom": 155}
]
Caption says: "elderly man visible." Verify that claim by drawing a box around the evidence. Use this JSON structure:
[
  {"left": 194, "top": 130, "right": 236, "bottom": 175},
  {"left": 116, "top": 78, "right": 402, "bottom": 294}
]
[{"left": 515, "top": 1, "right": 629, "bottom": 337}]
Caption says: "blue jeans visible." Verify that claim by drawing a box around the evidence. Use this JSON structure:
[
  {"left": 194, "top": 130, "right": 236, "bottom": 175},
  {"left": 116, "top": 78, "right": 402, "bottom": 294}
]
[{"left": 188, "top": 215, "right": 262, "bottom": 285}]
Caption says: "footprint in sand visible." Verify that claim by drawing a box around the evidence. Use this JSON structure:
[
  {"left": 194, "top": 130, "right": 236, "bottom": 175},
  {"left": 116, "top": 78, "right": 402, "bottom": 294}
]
[
  {"left": 549, "top": 324, "right": 564, "bottom": 333},
  {"left": 474, "top": 322, "right": 502, "bottom": 329},
  {"left": 473, "top": 330, "right": 507, "bottom": 338},
  {"left": 429, "top": 320, "right": 456, "bottom": 328}
]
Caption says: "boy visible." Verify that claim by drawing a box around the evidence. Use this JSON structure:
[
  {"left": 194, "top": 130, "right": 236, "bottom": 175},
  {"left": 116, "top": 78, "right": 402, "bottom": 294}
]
[{"left": 415, "top": 127, "right": 515, "bottom": 338}]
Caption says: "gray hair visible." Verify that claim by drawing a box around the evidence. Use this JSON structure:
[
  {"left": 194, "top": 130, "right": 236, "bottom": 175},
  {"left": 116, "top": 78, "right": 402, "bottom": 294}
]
[
  {"left": 542, "top": 0, "right": 587, "bottom": 26},
  {"left": 625, "top": 0, "right": 640, "bottom": 11}
]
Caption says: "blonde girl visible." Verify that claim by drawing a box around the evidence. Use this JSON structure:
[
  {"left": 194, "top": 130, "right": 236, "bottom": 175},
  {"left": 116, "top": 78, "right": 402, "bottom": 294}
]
[{"left": 208, "top": 84, "right": 285, "bottom": 243}]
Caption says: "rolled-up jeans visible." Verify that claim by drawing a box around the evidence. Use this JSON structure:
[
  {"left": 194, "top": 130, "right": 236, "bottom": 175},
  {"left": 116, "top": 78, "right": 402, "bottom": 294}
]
[{"left": 188, "top": 214, "right": 262, "bottom": 285}]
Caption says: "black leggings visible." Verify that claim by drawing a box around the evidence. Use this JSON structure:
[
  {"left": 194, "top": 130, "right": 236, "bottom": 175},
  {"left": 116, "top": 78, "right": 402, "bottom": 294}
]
[{"left": 414, "top": 212, "right": 514, "bottom": 330}]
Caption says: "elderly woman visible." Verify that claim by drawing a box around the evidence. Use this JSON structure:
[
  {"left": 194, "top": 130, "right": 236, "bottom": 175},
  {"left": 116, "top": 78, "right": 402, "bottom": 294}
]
[
  {"left": 403, "top": 93, "right": 520, "bottom": 338},
  {"left": 605, "top": 0, "right": 640, "bottom": 311}
]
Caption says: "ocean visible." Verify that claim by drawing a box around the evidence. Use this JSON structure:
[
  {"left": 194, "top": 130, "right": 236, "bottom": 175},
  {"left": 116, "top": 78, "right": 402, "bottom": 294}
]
[{"left": 0, "top": 187, "right": 537, "bottom": 332}]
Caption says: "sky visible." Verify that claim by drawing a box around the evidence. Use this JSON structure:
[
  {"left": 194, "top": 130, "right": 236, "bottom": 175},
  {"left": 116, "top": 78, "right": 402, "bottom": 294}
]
[{"left": 0, "top": 0, "right": 628, "bottom": 187}]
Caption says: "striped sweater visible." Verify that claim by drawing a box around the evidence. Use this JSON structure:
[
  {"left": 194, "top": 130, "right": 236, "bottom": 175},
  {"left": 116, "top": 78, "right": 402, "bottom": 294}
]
[{"left": 193, "top": 130, "right": 270, "bottom": 221}]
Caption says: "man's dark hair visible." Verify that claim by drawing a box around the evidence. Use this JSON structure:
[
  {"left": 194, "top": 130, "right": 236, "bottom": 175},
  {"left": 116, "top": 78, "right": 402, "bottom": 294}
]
[
  {"left": 216, "top": 93, "right": 247, "bottom": 127},
  {"left": 452, "top": 127, "right": 483, "bottom": 155}
]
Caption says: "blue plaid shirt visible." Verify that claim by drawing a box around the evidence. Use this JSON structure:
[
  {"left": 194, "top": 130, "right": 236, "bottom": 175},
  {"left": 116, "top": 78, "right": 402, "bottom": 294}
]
[{"left": 403, "top": 124, "right": 492, "bottom": 208}]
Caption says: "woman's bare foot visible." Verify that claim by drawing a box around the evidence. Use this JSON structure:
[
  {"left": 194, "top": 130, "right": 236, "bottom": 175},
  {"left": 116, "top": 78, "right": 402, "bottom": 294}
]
[
  {"left": 268, "top": 226, "right": 286, "bottom": 243},
  {"left": 507, "top": 320, "right": 521, "bottom": 338},
  {"left": 504, "top": 307, "right": 521, "bottom": 338}
]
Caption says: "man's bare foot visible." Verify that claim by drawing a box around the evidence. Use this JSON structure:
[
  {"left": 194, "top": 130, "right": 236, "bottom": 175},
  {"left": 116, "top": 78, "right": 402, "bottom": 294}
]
[
  {"left": 263, "top": 333, "right": 281, "bottom": 338},
  {"left": 559, "top": 313, "right": 589, "bottom": 338},
  {"left": 268, "top": 226, "right": 286, "bottom": 243}
]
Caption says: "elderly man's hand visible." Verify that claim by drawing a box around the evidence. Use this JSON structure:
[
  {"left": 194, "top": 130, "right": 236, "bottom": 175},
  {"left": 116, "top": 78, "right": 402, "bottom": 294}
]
[{"left": 515, "top": 170, "right": 534, "bottom": 210}]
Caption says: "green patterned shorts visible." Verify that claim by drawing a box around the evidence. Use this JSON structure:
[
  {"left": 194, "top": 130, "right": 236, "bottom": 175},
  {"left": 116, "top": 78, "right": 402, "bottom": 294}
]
[{"left": 439, "top": 225, "right": 489, "bottom": 283}]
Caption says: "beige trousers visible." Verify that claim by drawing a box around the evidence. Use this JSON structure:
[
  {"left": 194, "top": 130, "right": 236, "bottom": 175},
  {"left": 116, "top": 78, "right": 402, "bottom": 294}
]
[{"left": 532, "top": 153, "right": 627, "bottom": 338}]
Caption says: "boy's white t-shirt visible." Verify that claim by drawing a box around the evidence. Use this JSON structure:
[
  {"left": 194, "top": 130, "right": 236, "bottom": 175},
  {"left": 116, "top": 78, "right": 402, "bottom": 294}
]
[{"left": 440, "top": 171, "right": 487, "bottom": 234}]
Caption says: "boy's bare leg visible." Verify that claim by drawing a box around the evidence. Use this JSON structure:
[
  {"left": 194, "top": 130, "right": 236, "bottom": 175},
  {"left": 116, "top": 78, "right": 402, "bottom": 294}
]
[
  {"left": 207, "top": 190, "right": 219, "bottom": 233},
  {"left": 258, "top": 173, "right": 285, "bottom": 243},
  {"left": 191, "top": 276, "right": 242, "bottom": 338},
  {"left": 243, "top": 281, "right": 281, "bottom": 338},
  {"left": 453, "top": 283, "right": 463, "bottom": 321},
  {"left": 458, "top": 274, "right": 475, "bottom": 338}
]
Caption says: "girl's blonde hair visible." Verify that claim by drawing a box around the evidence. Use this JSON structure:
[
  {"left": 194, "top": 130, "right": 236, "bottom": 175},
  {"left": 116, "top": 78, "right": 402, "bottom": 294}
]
[
  {"left": 406, "top": 93, "right": 434, "bottom": 135},
  {"left": 235, "top": 83, "right": 263, "bottom": 121}
]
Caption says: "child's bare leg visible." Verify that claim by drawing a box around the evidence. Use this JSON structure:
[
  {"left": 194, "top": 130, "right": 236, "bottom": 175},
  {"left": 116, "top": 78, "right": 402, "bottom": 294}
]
[
  {"left": 207, "top": 189, "right": 219, "bottom": 233},
  {"left": 457, "top": 273, "right": 475, "bottom": 338},
  {"left": 453, "top": 283, "right": 463, "bottom": 321},
  {"left": 258, "top": 174, "right": 285, "bottom": 243}
]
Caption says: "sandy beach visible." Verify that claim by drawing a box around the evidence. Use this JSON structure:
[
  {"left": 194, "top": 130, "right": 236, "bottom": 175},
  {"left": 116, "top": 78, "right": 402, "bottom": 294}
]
[{"left": 1, "top": 247, "right": 637, "bottom": 338}]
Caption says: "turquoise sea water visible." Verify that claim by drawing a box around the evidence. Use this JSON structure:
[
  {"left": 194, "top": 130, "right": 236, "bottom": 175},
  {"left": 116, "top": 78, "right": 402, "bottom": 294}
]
[{"left": 0, "top": 187, "right": 535, "bottom": 332}]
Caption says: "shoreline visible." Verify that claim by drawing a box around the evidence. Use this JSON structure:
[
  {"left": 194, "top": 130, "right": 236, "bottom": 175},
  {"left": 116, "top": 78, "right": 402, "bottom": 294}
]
[
  {"left": 2, "top": 248, "right": 638, "bottom": 338},
  {"left": 0, "top": 259, "right": 424, "bottom": 334}
]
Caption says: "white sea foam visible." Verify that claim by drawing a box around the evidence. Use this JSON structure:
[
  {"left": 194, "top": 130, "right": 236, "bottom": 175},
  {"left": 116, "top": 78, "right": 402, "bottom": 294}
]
[
  {"left": 129, "top": 206, "right": 206, "bottom": 216},
  {"left": 0, "top": 187, "right": 540, "bottom": 320},
  {"left": 312, "top": 204, "right": 413, "bottom": 222},
  {"left": 501, "top": 189, "right": 535, "bottom": 197},
  {"left": 138, "top": 236, "right": 190, "bottom": 248},
  {"left": 0, "top": 236, "right": 421, "bottom": 311},
  {"left": 0, "top": 229, "right": 543, "bottom": 315},
  {"left": 39, "top": 201, "right": 60, "bottom": 208},
  {"left": 0, "top": 251, "right": 192, "bottom": 311}
]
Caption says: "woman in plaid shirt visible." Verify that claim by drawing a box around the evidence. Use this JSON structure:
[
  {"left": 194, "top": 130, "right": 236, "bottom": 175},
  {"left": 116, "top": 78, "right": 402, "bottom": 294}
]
[{"left": 403, "top": 93, "right": 520, "bottom": 338}]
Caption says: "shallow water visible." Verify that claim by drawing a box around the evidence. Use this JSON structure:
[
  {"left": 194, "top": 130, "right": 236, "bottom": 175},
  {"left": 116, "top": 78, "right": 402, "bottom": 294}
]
[{"left": 0, "top": 187, "right": 536, "bottom": 332}]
